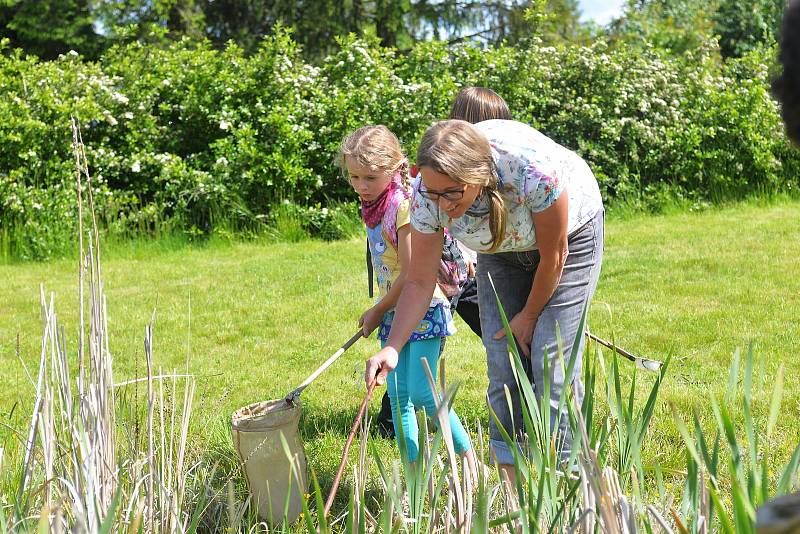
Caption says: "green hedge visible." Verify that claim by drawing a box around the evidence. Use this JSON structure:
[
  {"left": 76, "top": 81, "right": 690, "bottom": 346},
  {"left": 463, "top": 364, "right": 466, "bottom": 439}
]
[{"left": 0, "top": 29, "right": 796, "bottom": 259}]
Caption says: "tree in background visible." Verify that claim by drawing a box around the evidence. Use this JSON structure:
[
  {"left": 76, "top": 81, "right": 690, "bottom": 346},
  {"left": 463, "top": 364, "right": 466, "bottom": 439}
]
[
  {"left": 540, "top": 0, "right": 588, "bottom": 43},
  {"left": 713, "top": 0, "right": 785, "bottom": 58},
  {"left": 0, "top": 0, "right": 103, "bottom": 59},
  {"left": 193, "top": 0, "right": 588, "bottom": 54},
  {"left": 94, "top": 0, "right": 205, "bottom": 44},
  {"left": 609, "top": 0, "right": 718, "bottom": 54},
  {"left": 408, "top": 0, "right": 588, "bottom": 46},
  {"left": 2, "top": 0, "right": 588, "bottom": 59},
  {"left": 614, "top": 0, "right": 787, "bottom": 58},
  {"left": 0, "top": 0, "right": 789, "bottom": 60}
]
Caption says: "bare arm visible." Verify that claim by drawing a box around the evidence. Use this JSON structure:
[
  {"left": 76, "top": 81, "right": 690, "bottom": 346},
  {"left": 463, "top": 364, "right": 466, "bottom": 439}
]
[
  {"left": 365, "top": 228, "right": 444, "bottom": 385},
  {"left": 494, "top": 192, "right": 569, "bottom": 357}
]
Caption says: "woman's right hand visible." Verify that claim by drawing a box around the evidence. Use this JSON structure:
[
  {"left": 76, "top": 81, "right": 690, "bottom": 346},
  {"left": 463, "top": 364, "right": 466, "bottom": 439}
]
[{"left": 365, "top": 346, "right": 399, "bottom": 387}]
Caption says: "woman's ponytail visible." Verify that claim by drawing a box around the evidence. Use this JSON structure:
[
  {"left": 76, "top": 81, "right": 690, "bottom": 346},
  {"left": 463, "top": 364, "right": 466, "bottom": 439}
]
[{"left": 485, "top": 185, "right": 506, "bottom": 252}]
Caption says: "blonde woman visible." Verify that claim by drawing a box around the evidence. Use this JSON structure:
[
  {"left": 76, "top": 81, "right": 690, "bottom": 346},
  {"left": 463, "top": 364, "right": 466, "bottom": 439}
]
[{"left": 364, "top": 119, "right": 604, "bottom": 484}]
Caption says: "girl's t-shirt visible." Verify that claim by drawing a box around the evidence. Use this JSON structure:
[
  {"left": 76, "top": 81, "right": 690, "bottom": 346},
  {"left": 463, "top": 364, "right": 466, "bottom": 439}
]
[
  {"left": 368, "top": 195, "right": 454, "bottom": 342},
  {"left": 366, "top": 198, "right": 409, "bottom": 299},
  {"left": 410, "top": 119, "right": 603, "bottom": 253}
]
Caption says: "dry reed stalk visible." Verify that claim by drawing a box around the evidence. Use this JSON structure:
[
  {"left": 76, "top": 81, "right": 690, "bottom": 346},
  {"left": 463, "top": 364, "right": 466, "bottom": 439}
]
[
  {"left": 10, "top": 119, "right": 199, "bottom": 532},
  {"left": 647, "top": 505, "right": 676, "bottom": 533},
  {"left": 572, "top": 388, "right": 625, "bottom": 533},
  {"left": 145, "top": 318, "right": 155, "bottom": 531},
  {"left": 354, "top": 417, "right": 371, "bottom": 531}
]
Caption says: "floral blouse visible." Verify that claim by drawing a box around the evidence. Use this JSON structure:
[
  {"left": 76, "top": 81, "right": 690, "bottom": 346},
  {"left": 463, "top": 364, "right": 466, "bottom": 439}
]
[
  {"left": 367, "top": 196, "right": 455, "bottom": 342},
  {"left": 411, "top": 120, "right": 603, "bottom": 253}
]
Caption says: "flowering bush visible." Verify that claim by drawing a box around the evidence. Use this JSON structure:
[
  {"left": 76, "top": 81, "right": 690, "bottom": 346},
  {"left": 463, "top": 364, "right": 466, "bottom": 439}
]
[{"left": 0, "top": 31, "right": 796, "bottom": 259}]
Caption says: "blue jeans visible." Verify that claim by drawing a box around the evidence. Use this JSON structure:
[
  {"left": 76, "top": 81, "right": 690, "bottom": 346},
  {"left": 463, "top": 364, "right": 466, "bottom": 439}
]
[
  {"left": 476, "top": 209, "right": 604, "bottom": 465},
  {"left": 383, "top": 337, "right": 471, "bottom": 463}
]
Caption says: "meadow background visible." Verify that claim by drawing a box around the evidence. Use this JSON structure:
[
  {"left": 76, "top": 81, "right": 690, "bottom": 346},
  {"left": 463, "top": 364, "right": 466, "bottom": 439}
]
[
  {"left": 1, "top": 0, "right": 799, "bottom": 531},
  {"left": 3, "top": 200, "right": 800, "bottom": 530}
]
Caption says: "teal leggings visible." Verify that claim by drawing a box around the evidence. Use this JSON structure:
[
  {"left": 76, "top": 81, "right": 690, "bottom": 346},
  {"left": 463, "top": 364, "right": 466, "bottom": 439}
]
[{"left": 383, "top": 338, "right": 471, "bottom": 462}]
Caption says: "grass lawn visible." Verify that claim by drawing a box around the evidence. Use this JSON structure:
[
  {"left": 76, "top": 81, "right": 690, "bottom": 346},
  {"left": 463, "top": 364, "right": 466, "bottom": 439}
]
[{"left": 2, "top": 200, "right": 800, "bottom": 517}]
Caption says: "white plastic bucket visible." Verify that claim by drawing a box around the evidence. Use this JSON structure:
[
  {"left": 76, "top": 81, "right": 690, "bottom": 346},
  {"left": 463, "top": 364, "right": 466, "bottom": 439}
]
[{"left": 231, "top": 399, "right": 308, "bottom": 524}]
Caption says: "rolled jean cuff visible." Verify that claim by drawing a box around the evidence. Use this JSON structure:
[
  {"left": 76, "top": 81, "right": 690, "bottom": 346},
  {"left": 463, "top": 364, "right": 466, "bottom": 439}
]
[{"left": 490, "top": 438, "right": 524, "bottom": 466}]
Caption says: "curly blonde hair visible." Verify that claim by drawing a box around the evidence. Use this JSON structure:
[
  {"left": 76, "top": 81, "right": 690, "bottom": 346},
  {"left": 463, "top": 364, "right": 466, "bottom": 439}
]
[{"left": 337, "top": 125, "right": 409, "bottom": 184}]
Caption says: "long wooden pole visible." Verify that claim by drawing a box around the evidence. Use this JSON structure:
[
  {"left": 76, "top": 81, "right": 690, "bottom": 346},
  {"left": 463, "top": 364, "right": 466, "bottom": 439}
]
[{"left": 324, "top": 377, "right": 378, "bottom": 517}]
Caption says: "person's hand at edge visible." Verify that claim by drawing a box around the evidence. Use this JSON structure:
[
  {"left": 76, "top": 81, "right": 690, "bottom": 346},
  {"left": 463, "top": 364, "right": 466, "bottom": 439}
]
[{"left": 365, "top": 346, "right": 399, "bottom": 387}]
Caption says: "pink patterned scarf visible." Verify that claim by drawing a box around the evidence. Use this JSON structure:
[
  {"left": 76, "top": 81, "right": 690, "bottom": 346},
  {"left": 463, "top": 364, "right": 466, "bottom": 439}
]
[{"left": 361, "top": 173, "right": 409, "bottom": 231}]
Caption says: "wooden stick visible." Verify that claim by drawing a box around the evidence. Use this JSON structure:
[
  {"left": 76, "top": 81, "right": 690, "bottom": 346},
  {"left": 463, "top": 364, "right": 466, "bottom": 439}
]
[{"left": 324, "top": 377, "right": 378, "bottom": 517}]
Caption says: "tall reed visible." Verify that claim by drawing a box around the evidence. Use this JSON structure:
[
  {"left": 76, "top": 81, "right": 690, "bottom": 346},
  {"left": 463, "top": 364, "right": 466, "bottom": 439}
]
[{"left": 4, "top": 120, "right": 199, "bottom": 532}]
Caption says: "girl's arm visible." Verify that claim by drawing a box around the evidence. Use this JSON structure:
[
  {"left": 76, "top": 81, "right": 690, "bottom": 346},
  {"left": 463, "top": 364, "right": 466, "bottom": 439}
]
[
  {"left": 493, "top": 192, "right": 569, "bottom": 357},
  {"left": 365, "top": 227, "right": 444, "bottom": 386},
  {"left": 359, "top": 223, "right": 411, "bottom": 335}
]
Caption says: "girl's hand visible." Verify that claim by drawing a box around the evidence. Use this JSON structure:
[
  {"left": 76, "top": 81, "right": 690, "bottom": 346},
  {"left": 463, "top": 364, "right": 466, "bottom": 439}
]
[
  {"left": 365, "top": 346, "right": 399, "bottom": 387},
  {"left": 493, "top": 311, "right": 537, "bottom": 358},
  {"left": 358, "top": 306, "right": 384, "bottom": 337}
]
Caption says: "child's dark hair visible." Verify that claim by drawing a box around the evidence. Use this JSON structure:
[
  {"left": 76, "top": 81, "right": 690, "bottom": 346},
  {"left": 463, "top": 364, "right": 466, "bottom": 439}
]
[
  {"left": 449, "top": 87, "right": 512, "bottom": 124},
  {"left": 337, "top": 125, "right": 409, "bottom": 185},
  {"left": 773, "top": 0, "right": 800, "bottom": 145}
]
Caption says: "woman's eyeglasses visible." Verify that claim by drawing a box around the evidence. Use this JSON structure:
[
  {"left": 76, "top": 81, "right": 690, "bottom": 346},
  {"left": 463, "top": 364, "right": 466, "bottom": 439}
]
[{"left": 418, "top": 186, "right": 466, "bottom": 201}]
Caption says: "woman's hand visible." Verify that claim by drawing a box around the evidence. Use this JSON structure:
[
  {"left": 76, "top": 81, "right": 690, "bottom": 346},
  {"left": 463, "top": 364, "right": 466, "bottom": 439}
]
[
  {"left": 359, "top": 306, "right": 384, "bottom": 337},
  {"left": 365, "top": 346, "right": 399, "bottom": 387},
  {"left": 492, "top": 193, "right": 569, "bottom": 359},
  {"left": 493, "top": 310, "right": 537, "bottom": 358}
]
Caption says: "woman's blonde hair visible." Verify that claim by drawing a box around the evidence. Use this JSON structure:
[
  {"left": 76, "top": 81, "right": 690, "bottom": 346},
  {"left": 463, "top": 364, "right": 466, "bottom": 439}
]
[
  {"left": 416, "top": 120, "right": 506, "bottom": 252},
  {"left": 337, "top": 125, "right": 409, "bottom": 184},
  {"left": 450, "top": 87, "right": 511, "bottom": 124}
]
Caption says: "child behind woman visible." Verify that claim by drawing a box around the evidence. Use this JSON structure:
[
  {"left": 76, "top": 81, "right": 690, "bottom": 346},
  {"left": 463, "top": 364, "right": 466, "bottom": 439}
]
[{"left": 339, "top": 125, "right": 477, "bottom": 477}]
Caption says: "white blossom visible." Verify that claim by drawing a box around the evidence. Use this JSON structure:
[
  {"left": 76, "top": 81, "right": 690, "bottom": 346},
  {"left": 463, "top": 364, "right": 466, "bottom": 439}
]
[
  {"left": 111, "top": 92, "right": 129, "bottom": 105},
  {"left": 103, "top": 110, "right": 118, "bottom": 126}
]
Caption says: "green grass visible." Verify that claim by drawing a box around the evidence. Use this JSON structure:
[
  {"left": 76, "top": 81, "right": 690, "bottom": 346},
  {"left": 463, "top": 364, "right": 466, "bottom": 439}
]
[{"left": 2, "top": 199, "right": 800, "bottom": 524}]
